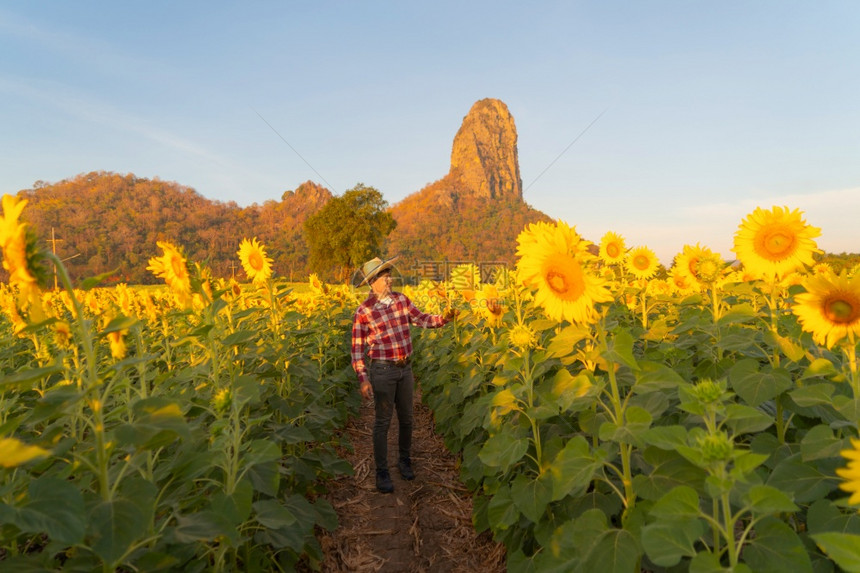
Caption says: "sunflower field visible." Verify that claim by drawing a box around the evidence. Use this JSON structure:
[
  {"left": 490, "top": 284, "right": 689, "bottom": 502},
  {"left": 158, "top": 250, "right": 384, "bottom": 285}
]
[
  {"left": 410, "top": 210, "right": 860, "bottom": 572},
  {"left": 1, "top": 196, "right": 362, "bottom": 570},
  {"left": 2, "top": 192, "right": 860, "bottom": 572}
]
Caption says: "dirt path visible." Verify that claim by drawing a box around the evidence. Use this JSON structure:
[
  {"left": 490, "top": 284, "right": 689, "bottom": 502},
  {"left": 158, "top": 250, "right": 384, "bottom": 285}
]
[{"left": 315, "top": 388, "right": 506, "bottom": 572}]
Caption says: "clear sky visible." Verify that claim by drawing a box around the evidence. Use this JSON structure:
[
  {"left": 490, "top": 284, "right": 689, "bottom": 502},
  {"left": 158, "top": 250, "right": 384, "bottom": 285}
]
[{"left": 2, "top": 1, "right": 858, "bottom": 265}]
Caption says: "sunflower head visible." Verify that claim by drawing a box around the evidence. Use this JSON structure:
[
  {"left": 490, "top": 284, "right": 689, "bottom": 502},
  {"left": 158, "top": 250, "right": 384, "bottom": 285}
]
[
  {"left": 508, "top": 323, "right": 538, "bottom": 350},
  {"left": 238, "top": 238, "right": 274, "bottom": 285},
  {"left": 732, "top": 206, "right": 821, "bottom": 279},
  {"left": 0, "top": 194, "right": 49, "bottom": 310},
  {"left": 792, "top": 270, "right": 860, "bottom": 349},
  {"left": 599, "top": 231, "right": 626, "bottom": 264},
  {"left": 672, "top": 244, "right": 724, "bottom": 290},
  {"left": 474, "top": 283, "right": 506, "bottom": 327},
  {"left": 836, "top": 437, "right": 860, "bottom": 506},
  {"left": 626, "top": 246, "right": 660, "bottom": 280},
  {"left": 516, "top": 220, "right": 611, "bottom": 324},
  {"left": 147, "top": 241, "right": 191, "bottom": 295}
]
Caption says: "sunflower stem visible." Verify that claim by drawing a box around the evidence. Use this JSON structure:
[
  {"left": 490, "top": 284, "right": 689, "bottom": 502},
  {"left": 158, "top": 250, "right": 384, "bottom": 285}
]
[
  {"left": 845, "top": 331, "right": 859, "bottom": 401},
  {"left": 597, "top": 319, "right": 636, "bottom": 515}
]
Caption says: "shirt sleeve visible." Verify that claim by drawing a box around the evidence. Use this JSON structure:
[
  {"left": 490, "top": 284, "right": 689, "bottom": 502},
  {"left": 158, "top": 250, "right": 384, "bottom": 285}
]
[
  {"left": 404, "top": 295, "right": 448, "bottom": 328},
  {"left": 351, "top": 312, "right": 370, "bottom": 385}
]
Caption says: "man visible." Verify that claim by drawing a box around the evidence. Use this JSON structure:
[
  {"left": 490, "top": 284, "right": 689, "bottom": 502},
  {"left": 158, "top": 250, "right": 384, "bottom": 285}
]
[{"left": 351, "top": 256, "right": 457, "bottom": 493}]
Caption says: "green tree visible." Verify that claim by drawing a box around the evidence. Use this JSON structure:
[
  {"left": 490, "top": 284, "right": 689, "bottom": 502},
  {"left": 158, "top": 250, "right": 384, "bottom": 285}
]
[{"left": 303, "top": 183, "right": 396, "bottom": 281}]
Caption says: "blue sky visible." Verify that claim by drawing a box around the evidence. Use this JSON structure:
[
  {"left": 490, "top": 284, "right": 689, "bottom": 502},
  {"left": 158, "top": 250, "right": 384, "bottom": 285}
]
[{"left": 2, "top": 1, "right": 858, "bottom": 265}]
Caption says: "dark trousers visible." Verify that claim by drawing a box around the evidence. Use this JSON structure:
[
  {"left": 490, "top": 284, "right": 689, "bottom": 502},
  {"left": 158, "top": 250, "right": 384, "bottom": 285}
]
[{"left": 369, "top": 362, "right": 414, "bottom": 472}]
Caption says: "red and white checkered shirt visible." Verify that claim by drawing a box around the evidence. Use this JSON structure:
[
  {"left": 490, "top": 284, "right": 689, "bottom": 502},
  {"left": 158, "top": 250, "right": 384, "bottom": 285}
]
[{"left": 351, "top": 291, "right": 448, "bottom": 385}]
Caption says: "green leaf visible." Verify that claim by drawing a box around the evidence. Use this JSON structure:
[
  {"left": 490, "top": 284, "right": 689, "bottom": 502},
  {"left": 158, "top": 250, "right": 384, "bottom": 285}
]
[
  {"left": 690, "top": 551, "right": 753, "bottom": 572},
  {"left": 243, "top": 439, "right": 281, "bottom": 467},
  {"left": 478, "top": 433, "right": 529, "bottom": 468},
  {"left": 0, "top": 364, "right": 63, "bottom": 387},
  {"left": 789, "top": 383, "right": 835, "bottom": 408},
  {"left": 10, "top": 476, "right": 86, "bottom": 545},
  {"left": 834, "top": 395, "right": 860, "bottom": 423},
  {"left": 811, "top": 532, "right": 860, "bottom": 572},
  {"left": 723, "top": 404, "right": 774, "bottom": 435},
  {"left": 532, "top": 518, "right": 580, "bottom": 571},
  {"left": 650, "top": 485, "right": 701, "bottom": 520},
  {"left": 210, "top": 479, "right": 253, "bottom": 525},
  {"left": 801, "top": 425, "right": 845, "bottom": 462},
  {"left": 801, "top": 358, "right": 838, "bottom": 380},
  {"left": 729, "top": 360, "right": 792, "bottom": 407},
  {"left": 115, "top": 397, "right": 190, "bottom": 450},
  {"left": 79, "top": 268, "right": 120, "bottom": 290},
  {"left": 642, "top": 425, "right": 688, "bottom": 450},
  {"left": 100, "top": 314, "right": 138, "bottom": 334},
  {"left": 742, "top": 517, "right": 812, "bottom": 573},
  {"left": 633, "top": 448, "right": 706, "bottom": 501},
  {"left": 220, "top": 329, "right": 258, "bottom": 347},
  {"left": 547, "top": 436, "right": 600, "bottom": 501},
  {"left": 807, "top": 499, "right": 860, "bottom": 535},
  {"left": 487, "top": 484, "right": 519, "bottom": 532},
  {"left": 767, "top": 453, "right": 837, "bottom": 503},
  {"left": 545, "top": 323, "right": 589, "bottom": 360},
  {"left": 173, "top": 510, "right": 240, "bottom": 547},
  {"left": 253, "top": 499, "right": 297, "bottom": 528},
  {"left": 744, "top": 485, "right": 798, "bottom": 515},
  {"left": 717, "top": 303, "right": 757, "bottom": 326},
  {"left": 634, "top": 361, "right": 685, "bottom": 393},
  {"left": 88, "top": 498, "right": 146, "bottom": 566},
  {"left": 581, "top": 527, "right": 641, "bottom": 573},
  {"left": 642, "top": 517, "right": 704, "bottom": 566},
  {"left": 510, "top": 472, "right": 553, "bottom": 524},
  {"left": 602, "top": 329, "right": 639, "bottom": 371}
]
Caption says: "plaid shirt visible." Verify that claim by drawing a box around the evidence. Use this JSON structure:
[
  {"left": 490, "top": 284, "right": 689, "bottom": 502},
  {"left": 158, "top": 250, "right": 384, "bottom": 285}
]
[{"left": 351, "top": 291, "right": 448, "bottom": 385}]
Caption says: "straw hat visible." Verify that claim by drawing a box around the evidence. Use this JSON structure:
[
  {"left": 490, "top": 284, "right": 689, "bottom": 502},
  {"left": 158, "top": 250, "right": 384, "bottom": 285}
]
[{"left": 357, "top": 256, "right": 399, "bottom": 286}]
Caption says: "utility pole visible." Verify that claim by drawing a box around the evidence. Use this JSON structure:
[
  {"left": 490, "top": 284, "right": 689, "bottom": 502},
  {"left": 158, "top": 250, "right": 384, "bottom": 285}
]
[
  {"left": 48, "top": 227, "right": 63, "bottom": 290},
  {"left": 47, "top": 227, "right": 81, "bottom": 290}
]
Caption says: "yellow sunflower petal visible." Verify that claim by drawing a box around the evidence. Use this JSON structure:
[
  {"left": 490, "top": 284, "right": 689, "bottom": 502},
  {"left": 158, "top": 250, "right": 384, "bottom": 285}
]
[
  {"left": 238, "top": 238, "right": 274, "bottom": 284},
  {"left": 732, "top": 206, "right": 821, "bottom": 278},
  {"left": 626, "top": 246, "right": 660, "bottom": 280},
  {"left": 599, "top": 231, "right": 626, "bottom": 264},
  {"left": 792, "top": 270, "right": 860, "bottom": 348}
]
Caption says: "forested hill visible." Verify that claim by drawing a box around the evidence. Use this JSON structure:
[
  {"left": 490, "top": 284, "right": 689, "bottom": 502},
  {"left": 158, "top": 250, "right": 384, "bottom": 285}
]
[{"left": 14, "top": 172, "right": 332, "bottom": 284}]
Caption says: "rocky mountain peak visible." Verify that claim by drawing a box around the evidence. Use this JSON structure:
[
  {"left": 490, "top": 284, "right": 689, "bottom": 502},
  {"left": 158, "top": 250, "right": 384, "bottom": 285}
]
[{"left": 449, "top": 98, "right": 522, "bottom": 201}]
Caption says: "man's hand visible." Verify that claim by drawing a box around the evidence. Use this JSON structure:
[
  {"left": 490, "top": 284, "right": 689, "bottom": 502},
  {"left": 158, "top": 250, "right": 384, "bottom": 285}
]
[
  {"left": 360, "top": 380, "right": 373, "bottom": 400},
  {"left": 442, "top": 307, "right": 460, "bottom": 321}
]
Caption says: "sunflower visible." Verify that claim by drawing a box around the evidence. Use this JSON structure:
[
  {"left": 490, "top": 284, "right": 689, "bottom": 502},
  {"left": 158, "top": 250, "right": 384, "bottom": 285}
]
[
  {"left": 626, "top": 246, "right": 659, "bottom": 280},
  {"left": 668, "top": 266, "right": 695, "bottom": 295},
  {"left": 836, "top": 437, "right": 860, "bottom": 505},
  {"left": 474, "top": 283, "right": 506, "bottom": 327},
  {"left": 599, "top": 231, "right": 626, "bottom": 264},
  {"left": 309, "top": 273, "right": 326, "bottom": 294},
  {"left": 792, "top": 270, "right": 860, "bottom": 349},
  {"left": 508, "top": 323, "right": 538, "bottom": 350},
  {"left": 147, "top": 241, "right": 191, "bottom": 295},
  {"left": 0, "top": 194, "right": 44, "bottom": 309},
  {"left": 107, "top": 330, "right": 127, "bottom": 360},
  {"left": 515, "top": 221, "right": 561, "bottom": 254},
  {"left": 732, "top": 206, "right": 821, "bottom": 279},
  {"left": 516, "top": 221, "right": 611, "bottom": 324},
  {"left": 238, "top": 238, "right": 273, "bottom": 284},
  {"left": 0, "top": 437, "right": 50, "bottom": 469},
  {"left": 672, "top": 244, "right": 724, "bottom": 290}
]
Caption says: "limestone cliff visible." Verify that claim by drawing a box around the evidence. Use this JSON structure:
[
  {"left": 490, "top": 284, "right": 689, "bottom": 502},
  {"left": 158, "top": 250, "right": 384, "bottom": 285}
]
[
  {"left": 449, "top": 98, "right": 522, "bottom": 201},
  {"left": 386, "top": 98, "right": 549, "bottom": 269}
]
